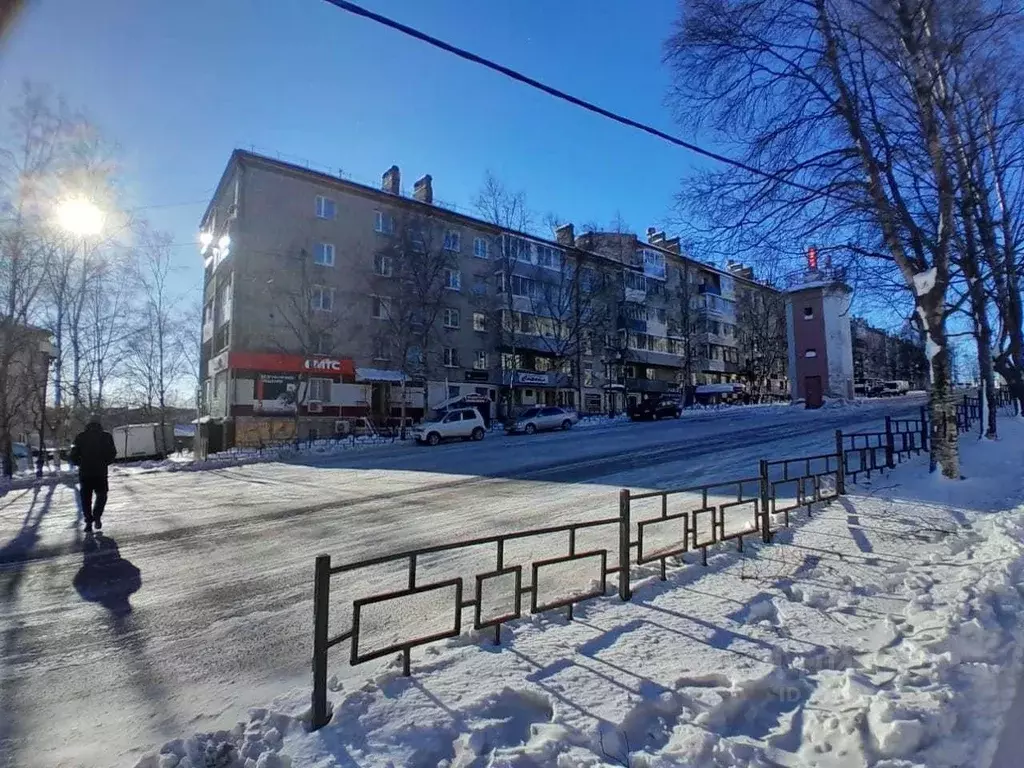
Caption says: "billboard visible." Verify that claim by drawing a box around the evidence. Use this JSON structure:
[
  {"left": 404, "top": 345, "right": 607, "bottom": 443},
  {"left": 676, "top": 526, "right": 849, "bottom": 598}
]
[{"left": 253, "top": 373, "right": 304, "bottom": 413}]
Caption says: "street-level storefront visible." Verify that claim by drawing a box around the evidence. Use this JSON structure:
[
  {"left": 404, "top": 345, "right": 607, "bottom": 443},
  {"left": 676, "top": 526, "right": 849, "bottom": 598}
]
[{"left": 502, "top": 370, "right": 573, "bottom": 412}]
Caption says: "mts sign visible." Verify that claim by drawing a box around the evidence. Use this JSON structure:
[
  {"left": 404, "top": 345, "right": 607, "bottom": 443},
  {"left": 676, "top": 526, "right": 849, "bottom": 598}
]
[{"left": 304, "top": 358, "right": 343, "bottom": 372}]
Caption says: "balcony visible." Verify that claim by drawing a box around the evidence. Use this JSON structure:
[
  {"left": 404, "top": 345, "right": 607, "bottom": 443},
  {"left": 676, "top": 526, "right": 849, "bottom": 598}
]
[
  {"left": 617, "top": 316, "right": 648, "bottom": 333},
  {"left": 698, "top": 283, "right": 721, "bottom": 296}
]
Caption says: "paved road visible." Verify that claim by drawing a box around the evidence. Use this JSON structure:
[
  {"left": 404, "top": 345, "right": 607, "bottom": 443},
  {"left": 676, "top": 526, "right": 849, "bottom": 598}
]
[{"left": 0, "top": 399, "right": 925, "bottom": 768}]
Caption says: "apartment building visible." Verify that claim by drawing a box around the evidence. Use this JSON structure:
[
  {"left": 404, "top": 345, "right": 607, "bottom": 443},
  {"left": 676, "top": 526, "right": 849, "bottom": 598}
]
[
  {"left": 574, "top": 228, "right": 787, "bottom": 409},
  {"left": 196, "top": 150, "right": 788, "bottom": 446},
  {"left": 198, "top": 151, "right": 611, "bottom": 445}
]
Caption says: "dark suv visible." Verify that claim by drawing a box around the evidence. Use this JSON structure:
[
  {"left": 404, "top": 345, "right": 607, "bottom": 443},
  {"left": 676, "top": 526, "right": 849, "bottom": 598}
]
[{"left": 628, "top": 396, "right": 682, "bottom": 421}]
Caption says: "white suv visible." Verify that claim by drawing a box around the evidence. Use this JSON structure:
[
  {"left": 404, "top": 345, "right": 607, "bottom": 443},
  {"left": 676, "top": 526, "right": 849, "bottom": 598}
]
[{"left": 413, "top": 408, "right": 487, "bottom": 446}]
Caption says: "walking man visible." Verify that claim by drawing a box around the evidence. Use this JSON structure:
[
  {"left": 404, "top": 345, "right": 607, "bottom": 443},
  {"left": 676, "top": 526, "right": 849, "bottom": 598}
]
[{"left": 69, "top": 415, "right": 117, "bottom": 533}]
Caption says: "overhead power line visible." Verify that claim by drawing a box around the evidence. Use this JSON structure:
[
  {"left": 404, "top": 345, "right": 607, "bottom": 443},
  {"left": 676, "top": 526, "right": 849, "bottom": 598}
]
[{"left": 320, "top": 0, "right": 836, "bottom": 203}]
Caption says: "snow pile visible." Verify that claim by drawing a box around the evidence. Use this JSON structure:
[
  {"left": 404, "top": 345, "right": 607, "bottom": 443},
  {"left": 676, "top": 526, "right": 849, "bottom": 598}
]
[{"left": 137, "top": 421, "right": 1024, "bottom": 768}]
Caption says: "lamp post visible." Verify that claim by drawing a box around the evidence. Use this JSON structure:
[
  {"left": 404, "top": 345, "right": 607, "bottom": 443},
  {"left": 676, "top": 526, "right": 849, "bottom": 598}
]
[{"left": 36, "top": 339, "right": 54, "bottom": 478}]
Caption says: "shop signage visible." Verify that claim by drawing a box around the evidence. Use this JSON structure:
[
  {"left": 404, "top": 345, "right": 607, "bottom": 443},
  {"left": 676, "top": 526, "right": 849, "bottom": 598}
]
[
  {"left": 515, "top": 372, "right": 551, "bottom": 386},
  {"left": 229, "top": 351, "right": 355, "bottom": 377},
  {"left": 254, "top": 373, "right": 302, "bottom": 414}
]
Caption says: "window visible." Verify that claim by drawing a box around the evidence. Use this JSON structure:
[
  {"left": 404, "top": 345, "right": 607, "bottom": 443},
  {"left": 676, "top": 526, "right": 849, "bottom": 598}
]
[
  {"left": 311, "top": 286, "right": 333, "bottom": 312},
  {"left": 473, "top": 237, "right": 489, "bottom": 259},
  {"left": 443, "top": 410, "right": 462, "bottom": 423},
  {"left": 536, "top": 245, "right": 561, "bottom": 270},
  {"left": 502, "top": 234, "right": 532, "bottom": 262},
  {"left": 444, "top": 269, "right": 461, "bottom": 291},
  {"left": 803, "top": 306, "right": 814, "bottom": 320},
  {"left": 583, "top": 362, "right": 594, "bottom": 386},
  {"left": 443, "top": 347, "right": 460, "bottom": 367},
  {"left": 624, "top": 271, "right": 646, "bottom": 292},
  {"left": 511, "top": 274, "right": 537, "bottom": 298},
  {"left": 444, "top": 230, "right": 461, "bottom": 252},
  {"left": 624, "top": 365, "right": 636, "bottom": 379},
  {"left": 474, "top": 350, "right": 488, "bottom": 370},
  {"left": 373, "top": 337, "right": 391, "bottom": 360},
  {"left": 406, "top": 346, "right": 424, "bottom": 365},
  {"left": 217, "top": 282, "right": 232, "bottom": 326},
  {"left": 645, "top": 367, "right": 656, "bottom": 380},
  {"left": 313, "top": 332, "right": 332, "bottom": 355},
  {"left": 519, "top": 314, "right": 537, "bottom": 334},
  {"left": 443, "top": 308, "right": 461, "bottom": 329},
  {"left": 314, "top": 243, "right": 335, "bottom": 266},
  {"left": 501, "top": 353, "right": 522, "bottom": 371},
  {"left": 805, "top": 349, "right": 818, "bottom": 358},
  {"left": 307, "top": 378, "right": 331, "bottom": 402},
  {"left": 315, "top": 196, "right": 336, "bottom": 220},
  {"left": 534, "top": 357, "right": 552, "bottom": 372},
  {"left": 374, "top": 210, "right": 394, "bottom": 234},
  {"left": 471, "top": 274, "right": 488, "bottom": 296},
  {"left": 472, "top": 312, "right": 487, "bottom": 332},
  {"left": 582, "top": 333, "right": 593, "bottom": 356},
  {"left": 372, "top": 295, "right": 391, "bottom": 319},
  {"left": 655, "top": 308, "right": 667, "bottom": 324},
  {"left": 373, "top": 253, "right": 392, "bottom": 277}
]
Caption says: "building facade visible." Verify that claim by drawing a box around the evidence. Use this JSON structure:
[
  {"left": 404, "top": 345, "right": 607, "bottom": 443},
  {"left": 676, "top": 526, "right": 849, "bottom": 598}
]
[
  {"left": 197, "top": 150, "right": 788, "bottom": 446},
  {"left": 0, "top": 323, "right": 52, "bottom": 468}
]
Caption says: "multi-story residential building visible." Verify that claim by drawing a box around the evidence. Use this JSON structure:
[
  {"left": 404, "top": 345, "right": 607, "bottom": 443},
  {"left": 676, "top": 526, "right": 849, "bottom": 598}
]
[
  {"left": 198, "top": 151, "right": 607, "bottom": 446},
  {"left": 196, "top": 150, "right": 788, "bottom": 447},
  {"left": 852, "top": 318, "right": 928, "bottom": 390},
  {"left": 575, "top": 228, "right": 787, "bottom": 410}
]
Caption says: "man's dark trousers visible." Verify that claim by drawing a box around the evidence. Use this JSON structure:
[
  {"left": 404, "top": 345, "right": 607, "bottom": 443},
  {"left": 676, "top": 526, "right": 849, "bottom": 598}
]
[{"left": 80, "top": 476, "right": 109, "bottom": 525}]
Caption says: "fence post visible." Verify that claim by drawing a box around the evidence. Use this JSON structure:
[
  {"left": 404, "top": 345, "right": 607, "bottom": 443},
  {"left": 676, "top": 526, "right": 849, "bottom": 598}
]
[
  {"left": 618, "top": 489, "right": 632, "bottom": 601},
  {"left": 311, "top": 553, "right": 332, "bottom": 730},
  {"left": 758, "top": 459, "right": 772, "bottom": 543},
  {"left": 963, "top": 393, "right": 970, "bottom": 430},
  {"left": 919, "top": 405, "right": 929, "bottom": 452},
  {"left": 884, "top": 416, "right": 895, "bottom": 469},
  {"left": 835, "top": 430, "right": 846, "bottom": 495}
]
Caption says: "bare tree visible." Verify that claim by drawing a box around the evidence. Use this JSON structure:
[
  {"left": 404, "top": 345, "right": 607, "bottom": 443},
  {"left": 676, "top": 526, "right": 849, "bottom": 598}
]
[
  {"left": 122, "top": 228, "right": 190, "bottom": 454},
  {"left": 265, "top": 243, "right": 361, "bottom": 437},
  {"left": 474, "top": 172, "right": 531, "bottom": 419},
  {"left": 663, "top": 0, "right": 1020, "bottom": 476},
  {"left": 734, "top": 285, "right": 787, "bottom": 402},
  {"left": 367, "top": 209, "right": 457, "bottom": 430}
]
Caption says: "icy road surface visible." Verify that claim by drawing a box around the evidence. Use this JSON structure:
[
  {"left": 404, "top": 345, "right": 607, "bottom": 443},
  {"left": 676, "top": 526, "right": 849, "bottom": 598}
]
[{"left": 0, "top": 399, "right": 925, "bottom": 767}]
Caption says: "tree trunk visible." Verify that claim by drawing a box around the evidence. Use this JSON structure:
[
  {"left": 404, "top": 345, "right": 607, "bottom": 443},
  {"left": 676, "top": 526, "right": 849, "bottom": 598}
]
[{"left": 923, "top": 301, "right": 960, "bottom": 477}]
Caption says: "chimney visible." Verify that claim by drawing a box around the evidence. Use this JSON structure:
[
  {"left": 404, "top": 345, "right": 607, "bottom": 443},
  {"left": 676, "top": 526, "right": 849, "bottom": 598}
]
[
  {"left": 555, "top": 223, "right": 575, "bottom": 247},
  {"left": 412, "top": 174, "right": 433, "bottom": 204},
  {"left": 649, "top": 230, "right": 666, "bottom": 244},
  {"left": 662, "top": 237, "right": 681, "bottom": 254},
  {"left": 382, "top": 165, "right": 400, "bottom": 195},
  {"left": 646, "top": 226, "right": 657, "bottom": 239}
]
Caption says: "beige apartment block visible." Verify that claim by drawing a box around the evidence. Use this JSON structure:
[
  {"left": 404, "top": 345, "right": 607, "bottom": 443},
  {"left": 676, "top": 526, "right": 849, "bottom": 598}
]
[{"left": 196, "top": 150, "right": 788, "bottom": 447}]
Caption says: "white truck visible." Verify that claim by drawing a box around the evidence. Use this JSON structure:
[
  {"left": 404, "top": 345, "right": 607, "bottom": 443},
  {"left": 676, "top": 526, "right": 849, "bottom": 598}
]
[{"left": 110, "top": 423, "right": 175, "bottom": 461}]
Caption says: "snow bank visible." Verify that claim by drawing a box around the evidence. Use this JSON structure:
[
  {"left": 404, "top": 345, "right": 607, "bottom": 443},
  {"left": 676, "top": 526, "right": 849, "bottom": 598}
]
[
  {"left": 138, "top": 421, "right": 1024, "bottom": 768},
  {"left": 913, "top": 267, "right": 938, "bottom": 296}
]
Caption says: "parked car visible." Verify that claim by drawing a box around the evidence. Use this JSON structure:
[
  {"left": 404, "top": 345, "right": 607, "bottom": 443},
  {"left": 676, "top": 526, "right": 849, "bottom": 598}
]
[
  {"left": 11, "top": 442, "right": 31, "bottom": 473},
  {"left": 412, "top": 407, "right": 486, "bottom": 446},
  {"left": 506, "top": 406, "right": 578, "bottom": 435},
  {"left": 882, "top": 380, "right": 911, "bottom": 397},
  {"left": 628, "top": 396, "right": 682, "bottom": 421}
]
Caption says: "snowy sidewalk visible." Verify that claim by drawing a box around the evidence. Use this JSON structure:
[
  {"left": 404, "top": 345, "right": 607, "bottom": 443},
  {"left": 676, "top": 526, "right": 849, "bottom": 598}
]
[{"left": 137, "top": 420, "right": 1024, "bottom": 768}]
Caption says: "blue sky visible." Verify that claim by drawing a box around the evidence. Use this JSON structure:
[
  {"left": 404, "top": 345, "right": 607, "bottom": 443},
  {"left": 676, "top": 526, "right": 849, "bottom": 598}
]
[{"left": 0, "top": 0, "right": 708, "bottom": 303}]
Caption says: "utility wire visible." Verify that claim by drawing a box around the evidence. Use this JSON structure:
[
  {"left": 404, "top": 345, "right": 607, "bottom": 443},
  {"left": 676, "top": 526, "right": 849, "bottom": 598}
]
[{"left": 320, "top": 0, "right": 841, "bottom": 203}]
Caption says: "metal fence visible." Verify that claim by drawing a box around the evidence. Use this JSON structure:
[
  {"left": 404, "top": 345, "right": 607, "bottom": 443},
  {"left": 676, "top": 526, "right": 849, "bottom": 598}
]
[{"left": 307, "top": 400, "right": 986, "bottom": 728}]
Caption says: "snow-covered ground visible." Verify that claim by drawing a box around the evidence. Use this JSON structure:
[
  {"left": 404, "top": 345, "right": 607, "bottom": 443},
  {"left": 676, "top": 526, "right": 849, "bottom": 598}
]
[
  {"left": 0, "top": 396, "right": 957, "bottom": 768},
  {"left": 135, "top": 414, "right": 1024, "bottom": 768}
]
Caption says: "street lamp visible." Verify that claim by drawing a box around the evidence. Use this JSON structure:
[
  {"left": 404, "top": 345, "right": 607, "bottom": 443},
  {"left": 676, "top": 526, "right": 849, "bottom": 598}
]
[{"left": 36, "top": 339, "right": 54, "bottom": 478}]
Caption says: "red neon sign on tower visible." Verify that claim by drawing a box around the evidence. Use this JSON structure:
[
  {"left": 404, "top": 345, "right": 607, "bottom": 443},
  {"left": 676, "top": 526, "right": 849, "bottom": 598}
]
[{"left": 807, "top": 246, "right": 818, "bottom": 271}]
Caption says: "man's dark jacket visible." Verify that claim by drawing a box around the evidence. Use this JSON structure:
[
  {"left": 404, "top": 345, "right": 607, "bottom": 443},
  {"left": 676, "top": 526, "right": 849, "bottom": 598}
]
[{"left": 70, "top": 423, "right": 117, "bottom": 478}]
